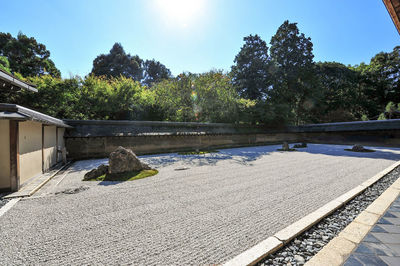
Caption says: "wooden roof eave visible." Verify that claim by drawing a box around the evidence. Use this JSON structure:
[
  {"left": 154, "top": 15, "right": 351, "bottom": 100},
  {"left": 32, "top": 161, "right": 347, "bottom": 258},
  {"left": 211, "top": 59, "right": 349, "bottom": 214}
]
[
  {"left": 0, "top": 69, "right": 38, "bottom": 92},
  {"left": 383, "top": 0, "right": 400, "bottom": 34}
]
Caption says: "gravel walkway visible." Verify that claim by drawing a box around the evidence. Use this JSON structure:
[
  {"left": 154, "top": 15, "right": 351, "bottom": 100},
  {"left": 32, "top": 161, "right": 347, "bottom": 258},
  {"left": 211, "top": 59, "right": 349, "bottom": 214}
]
[{"left": 0, "top": 144, "right": 400, "bottom": 265}]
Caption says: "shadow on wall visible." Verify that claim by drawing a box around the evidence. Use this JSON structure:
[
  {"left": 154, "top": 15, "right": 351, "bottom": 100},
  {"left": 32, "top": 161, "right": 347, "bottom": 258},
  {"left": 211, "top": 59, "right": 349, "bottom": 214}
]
[{"left": 66, "top": 144, "right": 400, "bottom": 172}]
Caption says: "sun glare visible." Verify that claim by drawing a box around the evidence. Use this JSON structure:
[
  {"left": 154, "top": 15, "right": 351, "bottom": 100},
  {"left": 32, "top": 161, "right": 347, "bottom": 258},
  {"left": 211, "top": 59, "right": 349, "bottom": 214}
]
[{"left": 154, "top": 0, "right": 206, "bottom": 28}]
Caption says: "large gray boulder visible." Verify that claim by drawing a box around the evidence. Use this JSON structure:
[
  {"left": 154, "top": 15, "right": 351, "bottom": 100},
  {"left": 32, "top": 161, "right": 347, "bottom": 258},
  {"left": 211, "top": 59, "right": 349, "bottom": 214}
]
[{"left": 109, "top": 146, "right": 151, "bottom": 174}]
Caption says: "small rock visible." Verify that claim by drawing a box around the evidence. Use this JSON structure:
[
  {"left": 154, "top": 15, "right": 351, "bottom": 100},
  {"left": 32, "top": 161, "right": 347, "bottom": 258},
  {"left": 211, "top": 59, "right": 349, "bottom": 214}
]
[
  {"left": 84, "top": 164, "right": 108, "bottom": 180},
  {"left": 294, "top": 255, "right": 305, "bottom": 264},
  {"left": 293, "top": 142, "right": 307, "bottom": 148},
  {"left": 351, "top": 144, "right": 365, "bottom": 152},
  {"left": 282, "top": 141, "right": 290, "bottom": 151}
]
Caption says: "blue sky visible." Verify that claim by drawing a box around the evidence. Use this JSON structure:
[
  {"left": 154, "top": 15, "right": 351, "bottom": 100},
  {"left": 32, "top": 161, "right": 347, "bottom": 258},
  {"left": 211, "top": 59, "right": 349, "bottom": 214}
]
[{"left": 1, "top": 0, "right": 399, "bottom": 78}]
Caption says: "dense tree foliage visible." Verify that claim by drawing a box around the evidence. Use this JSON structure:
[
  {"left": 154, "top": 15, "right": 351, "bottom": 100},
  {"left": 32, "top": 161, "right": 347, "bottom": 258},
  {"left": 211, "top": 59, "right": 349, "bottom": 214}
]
[
  {"left": 91, "top": 43, "right": 171, "bottom": 86},
  {"left": 0, "top": 32, "right": 60, "bottom": 77},
  {"left": 315, "top": 62, "right": 362, "bottom": 122},
  {"left": 152, "top": 71, "right": 245, "bottom": 122},
  {"left": 4, "top": 72, "right": 250, "bottom": 123},
  {"left": 378, "top": 102, "right": 400, "bottom": 120},
  {"left": 143, "top": 59, "right": 172, "bottom": 86},
  {"left": 1, "top": 22, "right": 399, "bottom": 126},
  {"left": 0, "top": 56, "right": 11, "bottom": 73},
  {"left": 91, "top": 43, "right": 143, "bottom": 81},
  {"left": 354, "top": 47, "right": 400, "bottom": 119}
]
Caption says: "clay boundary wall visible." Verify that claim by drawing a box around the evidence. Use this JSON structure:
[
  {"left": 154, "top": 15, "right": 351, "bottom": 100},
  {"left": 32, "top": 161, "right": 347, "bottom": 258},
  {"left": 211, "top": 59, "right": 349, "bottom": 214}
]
[{"left": 64, "top": 119, "right": 400, "bottom": 159}]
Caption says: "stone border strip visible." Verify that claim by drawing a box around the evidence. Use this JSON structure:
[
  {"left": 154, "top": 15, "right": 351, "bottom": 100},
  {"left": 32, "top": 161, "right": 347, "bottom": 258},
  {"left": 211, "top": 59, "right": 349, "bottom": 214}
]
[
  {"left": 305, "top": 177, "right": 400, "bottom": 265},
  {"left": 4, "top": 162, "right": 72, "bottom": 199},
  {"left": 0, "top": 198, "right": 21, "bottom": 218},
  {"left": 223, "top": 160, "right": 400, "bottom": 266}
]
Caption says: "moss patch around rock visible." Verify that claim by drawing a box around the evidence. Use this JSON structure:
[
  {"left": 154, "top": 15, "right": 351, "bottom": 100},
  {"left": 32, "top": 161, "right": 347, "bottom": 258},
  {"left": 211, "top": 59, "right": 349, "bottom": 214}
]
[
  {"left": 277, "top": 148, "right": 297, "bottom": 152},
  {"left": 344, "top": 148, "right": 375, "bottom": 153}
]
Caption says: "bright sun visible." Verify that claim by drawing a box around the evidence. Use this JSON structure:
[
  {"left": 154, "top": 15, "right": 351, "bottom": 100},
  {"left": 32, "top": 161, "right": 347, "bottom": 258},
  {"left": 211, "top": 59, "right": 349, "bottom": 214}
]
[{"left": 154, "top": 0, "right": 206, "bottom": 27}]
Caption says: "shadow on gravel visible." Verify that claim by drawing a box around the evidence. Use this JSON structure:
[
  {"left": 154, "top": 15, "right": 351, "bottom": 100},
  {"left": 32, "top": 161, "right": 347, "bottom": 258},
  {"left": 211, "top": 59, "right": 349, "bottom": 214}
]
[
  {"left": 296, "top": 144, "right": 400, "bottom": 161},
  {"left": 55, "top": 186, "right": 89, "bottom": 195},
  {"left": 97, "top": 181, "right": 124, "bottom": 186},
  {"left": 65, "top": 144, "right": 400, "bottom": 174},
  {"left": 67, "top": 146, "right": 279, "bottom": 171},
  {"left": 140, "top": 145, "right": 279, "bottom": 168}
]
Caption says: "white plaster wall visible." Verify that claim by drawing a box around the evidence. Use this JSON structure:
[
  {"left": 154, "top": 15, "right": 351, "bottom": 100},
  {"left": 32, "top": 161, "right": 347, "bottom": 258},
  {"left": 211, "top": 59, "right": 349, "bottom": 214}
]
[
  {"left": 19, "top": 121, "right": 42, "bottom": 184},
  {"left": 43, "top": 126, "right": 57, "bottom": 170}
]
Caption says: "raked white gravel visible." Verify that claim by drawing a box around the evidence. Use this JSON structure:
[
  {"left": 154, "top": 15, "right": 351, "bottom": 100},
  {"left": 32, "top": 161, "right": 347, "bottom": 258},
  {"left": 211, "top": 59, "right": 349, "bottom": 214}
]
[{"left": 1, "top": 144, "right": 400, "bottom": 265}]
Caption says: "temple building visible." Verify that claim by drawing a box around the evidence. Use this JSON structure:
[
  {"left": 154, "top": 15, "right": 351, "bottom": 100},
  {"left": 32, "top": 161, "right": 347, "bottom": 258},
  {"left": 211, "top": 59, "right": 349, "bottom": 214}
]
[{"left": 0, "top": 69, "right": 70, "bottom": 192}]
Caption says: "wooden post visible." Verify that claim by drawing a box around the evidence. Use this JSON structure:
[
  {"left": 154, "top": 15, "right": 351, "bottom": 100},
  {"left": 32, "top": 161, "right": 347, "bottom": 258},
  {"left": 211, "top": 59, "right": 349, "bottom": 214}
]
[
  {"left": 9, "top": 120, "right": 19, "bottom": 191},
  {"left": 56, "top": 127, "right": 59, "bottom": 163},
  {"left": 42, "top": 124, "right": 44, "bottom": 173}
]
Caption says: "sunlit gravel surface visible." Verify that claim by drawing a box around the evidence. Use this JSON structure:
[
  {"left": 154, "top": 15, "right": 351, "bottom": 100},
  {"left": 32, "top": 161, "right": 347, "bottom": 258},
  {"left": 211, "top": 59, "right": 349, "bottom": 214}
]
[{"left": 0, "top": 144, "right": 400, "bottom": 265}]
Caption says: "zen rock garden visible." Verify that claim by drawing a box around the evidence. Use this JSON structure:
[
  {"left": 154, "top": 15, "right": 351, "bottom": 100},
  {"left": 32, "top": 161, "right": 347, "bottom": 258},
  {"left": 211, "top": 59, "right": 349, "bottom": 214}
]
[
  {"left": 2, "top": 143, "right": 400, "bottom": 266},
  {"left": 83, "top": 146, "right": 158, "bottom": 181},
  {"left": 277, "top": 142, "right": 374, "bottom": 153}
]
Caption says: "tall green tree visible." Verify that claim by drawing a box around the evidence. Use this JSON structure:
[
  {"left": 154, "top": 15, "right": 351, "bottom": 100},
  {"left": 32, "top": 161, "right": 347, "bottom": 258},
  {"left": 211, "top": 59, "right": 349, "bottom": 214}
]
[
  {"left": 269, "top": 20, "right": 319, "bottom": 124},
  {"left": 231, "top": 34, "right": 271, "bottom": 100},
  {"left": 0, "top": 32, "right": 60, "bottom": 77},
  {"left": 143, "top": 59, "right": 172, "bottom": 86},
  {"left": 91, "top": 43, "right": 143, "bottom": 81}
]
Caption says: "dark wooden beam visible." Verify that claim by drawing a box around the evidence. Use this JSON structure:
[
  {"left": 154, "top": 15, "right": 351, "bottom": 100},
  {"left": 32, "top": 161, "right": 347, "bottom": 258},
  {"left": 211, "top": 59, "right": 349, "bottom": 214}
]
[
  {"left": 383, "top": 0, "right": 400, "bottom": 34},
  {"left": 42, "top": 124, "right": 44, "bottom": 173},
  {"left": 9, "top": 120, "right": 19, "bottom": 191}
]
